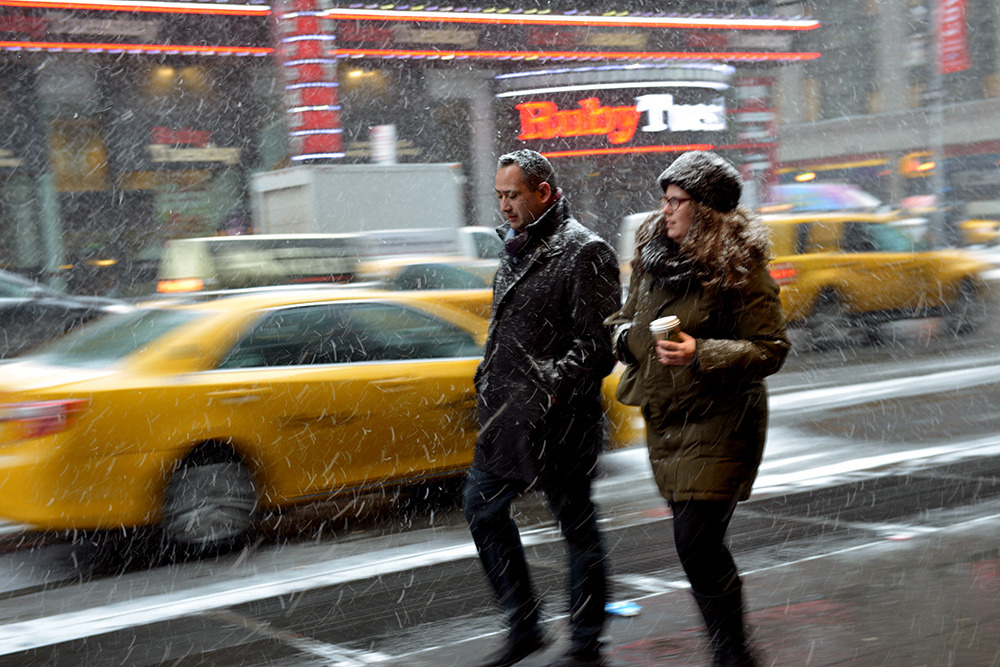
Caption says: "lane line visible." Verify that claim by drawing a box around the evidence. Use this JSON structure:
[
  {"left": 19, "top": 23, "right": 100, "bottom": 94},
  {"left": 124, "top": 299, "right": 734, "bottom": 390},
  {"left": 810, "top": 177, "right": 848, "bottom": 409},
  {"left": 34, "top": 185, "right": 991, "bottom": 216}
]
[
  {"left": 0, "top": 540, "right": 475, "bottom": 655},
  {"left": 209, "top": 609, "right": 388, "bottom": 666},
  {"left": 770, "top": 364, "right": 1000, "bottom": 414}
]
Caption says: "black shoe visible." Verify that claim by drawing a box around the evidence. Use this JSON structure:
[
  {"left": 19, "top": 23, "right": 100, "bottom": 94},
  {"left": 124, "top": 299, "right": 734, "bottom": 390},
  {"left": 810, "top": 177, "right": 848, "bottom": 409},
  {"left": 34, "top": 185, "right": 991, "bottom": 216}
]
[
  {"left": 474, "top": 631, "right": 548, "bottom": 667},
  {"left": 544, "top": 650, "right": 609, "bottom": 667}
]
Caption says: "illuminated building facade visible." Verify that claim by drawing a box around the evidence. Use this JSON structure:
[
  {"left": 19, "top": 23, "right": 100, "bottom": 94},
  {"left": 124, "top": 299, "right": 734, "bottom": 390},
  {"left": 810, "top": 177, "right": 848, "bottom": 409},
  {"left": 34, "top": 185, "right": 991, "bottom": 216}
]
[
  {"left": 775, "top": 0, "right": 1000, "bottom": 230},
  {"left": 0, "top": 1, "right": 819, "bottom": 294}
]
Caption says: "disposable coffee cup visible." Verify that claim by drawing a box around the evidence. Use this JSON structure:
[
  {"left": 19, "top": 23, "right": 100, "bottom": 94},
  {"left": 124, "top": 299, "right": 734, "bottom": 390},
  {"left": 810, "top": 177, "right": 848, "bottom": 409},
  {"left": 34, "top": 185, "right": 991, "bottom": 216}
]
[{"left": 650, "top": 315, "right": 680, "bottom": 342}]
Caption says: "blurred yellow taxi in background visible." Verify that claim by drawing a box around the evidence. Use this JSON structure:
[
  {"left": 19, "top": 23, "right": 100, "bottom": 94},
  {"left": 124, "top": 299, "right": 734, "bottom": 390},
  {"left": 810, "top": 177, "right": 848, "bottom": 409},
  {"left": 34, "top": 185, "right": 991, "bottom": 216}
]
[
  {"left": 359, "top": 255, "right": 497, "bottom": 321},
  {"left": 763, "top": 211, "right": 992, "bottom": 348},
  {"left": 959, "top": 218, "right": 1000, "bottom": 246},
  {"left": 0, "top": 286, "right": 641, "bottom": 555}
]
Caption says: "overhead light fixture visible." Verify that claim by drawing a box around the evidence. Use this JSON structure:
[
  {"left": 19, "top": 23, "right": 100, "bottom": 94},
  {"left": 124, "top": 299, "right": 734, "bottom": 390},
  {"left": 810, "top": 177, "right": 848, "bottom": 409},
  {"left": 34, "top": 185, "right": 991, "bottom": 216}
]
[
  {"left": 331, "top": 47, "right": 821, "bottom": 63},
  {"left": 322, "top": 8, "right": 820, "bottom": 31},
  {"left": 0, "top": 40, "right": 271, "bottom": 56},
  {"left": 0, "top": 0, "right": 270, "bottom": 16}
]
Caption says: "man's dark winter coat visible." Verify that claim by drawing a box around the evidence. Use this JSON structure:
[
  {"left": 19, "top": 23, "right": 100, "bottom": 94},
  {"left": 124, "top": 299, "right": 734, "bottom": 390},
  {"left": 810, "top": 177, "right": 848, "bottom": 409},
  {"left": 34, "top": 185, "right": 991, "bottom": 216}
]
[{"left": 473, "top": 196, "right": 621, "bottom": 484}]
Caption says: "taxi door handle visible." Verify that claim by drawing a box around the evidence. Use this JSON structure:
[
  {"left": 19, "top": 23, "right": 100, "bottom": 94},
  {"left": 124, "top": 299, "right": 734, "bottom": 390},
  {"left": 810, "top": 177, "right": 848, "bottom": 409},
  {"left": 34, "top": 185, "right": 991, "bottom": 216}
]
[
  {"left": 371, "top": 377, "right": 417, "bottom": 392},
  {"left": 208, "top": 388, "right": 270, "bottom": 405}
]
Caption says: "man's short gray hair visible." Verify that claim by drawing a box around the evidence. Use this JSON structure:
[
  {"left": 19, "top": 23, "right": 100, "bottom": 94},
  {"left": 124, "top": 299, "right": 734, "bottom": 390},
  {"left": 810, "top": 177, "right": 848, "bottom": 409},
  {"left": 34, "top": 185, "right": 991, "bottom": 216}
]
[{"left": 497, "top": 149, "right": 557, "bottom": 191}]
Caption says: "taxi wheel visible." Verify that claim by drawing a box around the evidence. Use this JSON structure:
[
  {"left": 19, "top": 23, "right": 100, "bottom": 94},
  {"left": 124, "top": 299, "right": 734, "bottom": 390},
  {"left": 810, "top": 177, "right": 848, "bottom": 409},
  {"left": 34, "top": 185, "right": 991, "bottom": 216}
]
[
  {"left": 945, "top": 280, "right": 984, "bottom": 335},
  {"left": 805, "top": 291, "right": 852, "bottom": 351},
  {"left": 161, "top": 455, "right": 257, "bottom": 556}
]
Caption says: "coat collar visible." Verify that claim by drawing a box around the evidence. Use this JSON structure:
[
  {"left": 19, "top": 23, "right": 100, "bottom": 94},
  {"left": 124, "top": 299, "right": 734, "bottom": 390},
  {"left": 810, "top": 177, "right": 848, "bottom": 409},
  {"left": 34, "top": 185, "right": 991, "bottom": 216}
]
[
  {"left": 494, "top": 194, "right": 570, "bottom": 250},
  {"left": 491, "top": 196, "right": 572, "bottom": 320}
]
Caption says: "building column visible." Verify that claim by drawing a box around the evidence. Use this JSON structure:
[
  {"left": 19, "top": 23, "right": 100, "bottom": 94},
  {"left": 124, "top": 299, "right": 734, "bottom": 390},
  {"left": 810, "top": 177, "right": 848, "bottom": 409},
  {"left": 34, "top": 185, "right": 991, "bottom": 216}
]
[
  {"left": 273, "top": 0, "right": 344, "bottom": 161},
  {"left": 876, "top": 0, "right": 910, "bottom": 114},
  {"left": 37, "top": 172, "right": 66, "bottom": 288},
  {"left": 468, "top": 79, "right": 497, "bottom": 228},
  {"left": 426, "top": 69, "right": 498, "bottom": 228}
]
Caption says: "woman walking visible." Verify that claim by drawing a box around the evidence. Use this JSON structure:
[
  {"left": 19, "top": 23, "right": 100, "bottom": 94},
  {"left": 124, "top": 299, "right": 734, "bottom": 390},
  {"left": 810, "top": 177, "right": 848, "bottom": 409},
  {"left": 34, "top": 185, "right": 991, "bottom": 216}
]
[{"left": 608, "top": 151, "right": 790, "bottom": 666}]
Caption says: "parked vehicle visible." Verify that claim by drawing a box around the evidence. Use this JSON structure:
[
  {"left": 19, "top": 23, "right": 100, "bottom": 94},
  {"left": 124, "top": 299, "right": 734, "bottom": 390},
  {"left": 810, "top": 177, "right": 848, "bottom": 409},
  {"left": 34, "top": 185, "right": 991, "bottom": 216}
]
[
  {"left": 156, "top": 228, "right": 504, "bottom": 296},
  {"left": 0, "top": 269, "right": 128, "bottom": 359}
]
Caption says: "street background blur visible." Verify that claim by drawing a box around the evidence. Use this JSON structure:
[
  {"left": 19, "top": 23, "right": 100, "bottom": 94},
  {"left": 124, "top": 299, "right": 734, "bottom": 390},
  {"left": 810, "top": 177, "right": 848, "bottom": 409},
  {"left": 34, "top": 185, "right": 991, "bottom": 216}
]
[
  {"left": 0, "top": 0, "right": 997, "bottom": 298},
  {"left": 2, "top": 4, "right": 1000, "bottom": 665}
]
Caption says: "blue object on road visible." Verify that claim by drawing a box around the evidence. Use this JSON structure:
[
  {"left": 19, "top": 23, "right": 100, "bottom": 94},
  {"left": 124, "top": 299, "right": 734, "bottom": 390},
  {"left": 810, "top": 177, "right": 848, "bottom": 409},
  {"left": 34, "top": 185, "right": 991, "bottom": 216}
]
[{"left": 605, "top": 601, "right": 642, "bottom": 616}]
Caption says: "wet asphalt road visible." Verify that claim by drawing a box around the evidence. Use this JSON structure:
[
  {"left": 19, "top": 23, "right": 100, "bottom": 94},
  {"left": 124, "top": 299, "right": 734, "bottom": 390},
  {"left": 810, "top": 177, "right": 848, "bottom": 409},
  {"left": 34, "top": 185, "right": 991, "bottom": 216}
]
[{"left": 1, "top": 310, "right": 999, "bottom": 666}]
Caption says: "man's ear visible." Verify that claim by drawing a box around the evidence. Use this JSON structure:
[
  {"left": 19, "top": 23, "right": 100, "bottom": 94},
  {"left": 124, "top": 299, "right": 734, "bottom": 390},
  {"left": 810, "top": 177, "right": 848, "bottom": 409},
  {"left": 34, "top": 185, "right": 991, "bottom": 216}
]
[{"left": 537, "top": 181, "right": 553, "bottom": 202}]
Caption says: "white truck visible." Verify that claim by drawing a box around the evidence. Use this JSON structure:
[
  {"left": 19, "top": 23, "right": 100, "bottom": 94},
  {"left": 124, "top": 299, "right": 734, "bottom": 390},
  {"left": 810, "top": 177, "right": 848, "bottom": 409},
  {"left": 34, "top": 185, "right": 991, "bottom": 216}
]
[
  {"left": 250, "top": 163, "right": 466, "bottom": 236},
  {"left": 250, "top": 163, "right": 504, "bottom": 260}
]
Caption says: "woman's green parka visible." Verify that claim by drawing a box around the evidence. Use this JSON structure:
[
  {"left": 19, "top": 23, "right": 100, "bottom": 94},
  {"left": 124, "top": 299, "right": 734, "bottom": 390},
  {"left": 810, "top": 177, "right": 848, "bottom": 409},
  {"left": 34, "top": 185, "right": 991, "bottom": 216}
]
[{"left": 608, "top": 245, "right": 790, "bottom": 503}]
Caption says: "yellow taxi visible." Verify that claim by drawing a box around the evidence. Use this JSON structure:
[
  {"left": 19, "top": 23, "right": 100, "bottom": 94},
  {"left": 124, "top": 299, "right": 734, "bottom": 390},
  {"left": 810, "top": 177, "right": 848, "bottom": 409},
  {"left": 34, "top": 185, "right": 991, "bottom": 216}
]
[
  {"left": 359, "top": 255, "right": 498, "bottom": 322},
  {"left": 0, "top": 286, "right": 640, "bottom": 554},
  {"left": 959, "top": 218, "right": 1000, "bottom": 246},
  {"left": 763, "top": 211, "right": 992, "bottom": 347}
]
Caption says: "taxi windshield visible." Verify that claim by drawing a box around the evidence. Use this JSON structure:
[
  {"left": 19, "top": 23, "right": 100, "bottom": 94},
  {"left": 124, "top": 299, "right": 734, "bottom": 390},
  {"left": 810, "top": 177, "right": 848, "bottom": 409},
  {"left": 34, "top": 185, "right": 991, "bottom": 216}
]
[{"left": 33, "top": 308, "right": 201, "bottom": 366}]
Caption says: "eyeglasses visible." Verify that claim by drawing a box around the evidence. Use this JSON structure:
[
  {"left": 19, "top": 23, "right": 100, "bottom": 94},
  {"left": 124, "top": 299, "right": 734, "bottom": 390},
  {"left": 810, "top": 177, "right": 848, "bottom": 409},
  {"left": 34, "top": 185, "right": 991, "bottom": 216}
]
[{"left": 659, "top": 196, "right": 692, "bottom": 213}]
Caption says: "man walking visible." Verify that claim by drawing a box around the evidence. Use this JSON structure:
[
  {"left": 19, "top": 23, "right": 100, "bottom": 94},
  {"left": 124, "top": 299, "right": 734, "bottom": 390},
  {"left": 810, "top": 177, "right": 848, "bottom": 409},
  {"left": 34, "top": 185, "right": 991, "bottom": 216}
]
[{"left": 463, "top": 149, "right": 621, "bottom": 667}]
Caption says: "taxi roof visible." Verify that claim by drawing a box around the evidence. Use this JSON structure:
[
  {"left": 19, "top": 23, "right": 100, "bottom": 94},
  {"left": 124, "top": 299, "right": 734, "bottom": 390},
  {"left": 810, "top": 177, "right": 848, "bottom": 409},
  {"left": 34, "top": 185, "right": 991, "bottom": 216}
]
[
  {"left": 137, "top": 284, "right": 490, "bottom": 332},
  {"left": 760, "top": 210, "right": 902, "bottom": 226}
]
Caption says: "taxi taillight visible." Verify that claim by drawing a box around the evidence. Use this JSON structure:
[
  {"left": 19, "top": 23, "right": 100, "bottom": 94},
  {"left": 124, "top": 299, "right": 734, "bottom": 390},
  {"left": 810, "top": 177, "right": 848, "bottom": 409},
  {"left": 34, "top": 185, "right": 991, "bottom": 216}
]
[
  {"left": 769, "top": 262, "right": 797, "bottom": 286},
  {"left": 157, "top": 278, "right": 204, "bottom": 293},
  {"left": 0, "top": 399, "right": 89, "bottom": 441}
]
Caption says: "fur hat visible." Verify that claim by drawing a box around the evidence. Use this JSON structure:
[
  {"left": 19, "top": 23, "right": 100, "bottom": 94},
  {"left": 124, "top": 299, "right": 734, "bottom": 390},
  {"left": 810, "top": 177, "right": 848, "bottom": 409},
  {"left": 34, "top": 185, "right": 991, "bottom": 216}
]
[{"left": 657, "top": 151, "right": 742, "bottom": 213}]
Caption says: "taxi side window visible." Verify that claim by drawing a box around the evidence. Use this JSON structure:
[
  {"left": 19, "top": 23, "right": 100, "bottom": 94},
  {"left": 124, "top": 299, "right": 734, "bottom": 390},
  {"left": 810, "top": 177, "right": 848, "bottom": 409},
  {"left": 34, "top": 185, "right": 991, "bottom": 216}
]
[
  {"left": 795, "top": 223, "right": 810, "bottom": 254},
  {"left": 392, "top": 264, "right": 490, "bottom": 290},
  {"left": 866, "top": 223, "right": 914, "bottom": 252},
  {"left": 843, "top": 222, "right": 877, "bottom": 253},
  {"left": 218, "top": 304, "right": 367, "bottom": 368},
  {"left": 842, "top": 222, "right": 913, "bottom": 253},
  {"left": 473, "top": 230, "right": 504, "bottom": 259},
  {"left": 343, "top": 303, "right": 481, "bottom": 361},
  {"left": 217, "top": 302, "right": 480, "bottom": 368}
]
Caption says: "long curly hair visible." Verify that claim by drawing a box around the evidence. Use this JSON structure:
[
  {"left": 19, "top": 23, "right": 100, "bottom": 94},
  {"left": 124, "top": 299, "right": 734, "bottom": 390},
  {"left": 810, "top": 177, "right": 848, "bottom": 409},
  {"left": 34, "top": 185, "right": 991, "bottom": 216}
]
[{"left": 631, "top": 201, "right": 773, "bottom": 293}]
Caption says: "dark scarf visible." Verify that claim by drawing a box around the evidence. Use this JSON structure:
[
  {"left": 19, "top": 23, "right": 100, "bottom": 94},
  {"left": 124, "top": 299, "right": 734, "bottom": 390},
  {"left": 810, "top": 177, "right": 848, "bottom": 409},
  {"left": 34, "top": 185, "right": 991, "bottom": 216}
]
[
  {"left": 503, "top": 189, "right": 564, "bottom": 262},
  {"left": 640, "top": 234, "right": 698, "bottom": 294},
  {"left": 504, "top": 230, "right": 530, "bottom": 258}
]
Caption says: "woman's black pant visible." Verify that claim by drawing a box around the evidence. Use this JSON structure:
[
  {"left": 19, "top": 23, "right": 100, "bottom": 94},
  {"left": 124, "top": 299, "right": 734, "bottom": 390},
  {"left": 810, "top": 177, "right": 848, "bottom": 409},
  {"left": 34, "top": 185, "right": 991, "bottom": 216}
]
[
  {"left": 669, "top": 499, "right": 741, "bottom": 598},
  {"left": 670, "top": 499, "right": 753, "bottom": 663}
]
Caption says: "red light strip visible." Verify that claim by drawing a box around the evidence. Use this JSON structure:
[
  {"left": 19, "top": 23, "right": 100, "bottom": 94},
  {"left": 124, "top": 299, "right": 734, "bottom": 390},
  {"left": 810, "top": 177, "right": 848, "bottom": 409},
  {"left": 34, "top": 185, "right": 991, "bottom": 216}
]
[
  {"left": 0, "top": 0, "right": 269, "bottom": 16},
  {"left": 332, "top": 48, "right": 821, "bottom": 63},
  {"left": 0, "top": 40, "right": 272, "bottom": 55},
  {"left": 323, "top": 9, "right": 819, "bottom": 31},
  {"left": 543, "top": 145, "right": 715, "bottom": 159}
]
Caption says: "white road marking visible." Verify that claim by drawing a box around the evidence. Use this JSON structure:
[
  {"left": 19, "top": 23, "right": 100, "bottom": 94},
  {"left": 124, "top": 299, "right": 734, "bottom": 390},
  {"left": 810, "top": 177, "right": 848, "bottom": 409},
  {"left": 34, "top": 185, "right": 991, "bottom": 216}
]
[
  {"left": 0, "top": 540, "right": 475, "bottom": 655},
  {"left": 770, "top": 364, "right": 1000, "bottom": 414},
  {"left": 210, "top": 609, "right": 388, "bottom": 666}
]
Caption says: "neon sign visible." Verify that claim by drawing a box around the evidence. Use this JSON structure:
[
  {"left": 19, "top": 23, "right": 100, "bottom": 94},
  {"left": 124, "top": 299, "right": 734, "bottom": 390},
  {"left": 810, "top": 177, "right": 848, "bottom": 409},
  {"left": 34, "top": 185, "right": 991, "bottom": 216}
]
[
  {"left": 636, "top": 94, "right": 726, "bottom": 133},
  {"left": 517, "top": 98, "right": 639, "bottom": 145},
  {"left": 516, "top": 94, "right": 726, "bottom": 146}
]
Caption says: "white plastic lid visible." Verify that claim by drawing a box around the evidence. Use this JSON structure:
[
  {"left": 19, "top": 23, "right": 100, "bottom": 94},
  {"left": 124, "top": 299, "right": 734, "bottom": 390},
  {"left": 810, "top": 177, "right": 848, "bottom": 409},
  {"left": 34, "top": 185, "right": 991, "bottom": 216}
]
[{"left": 650, "top": 315, "right": 680, "bottom": 331}]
